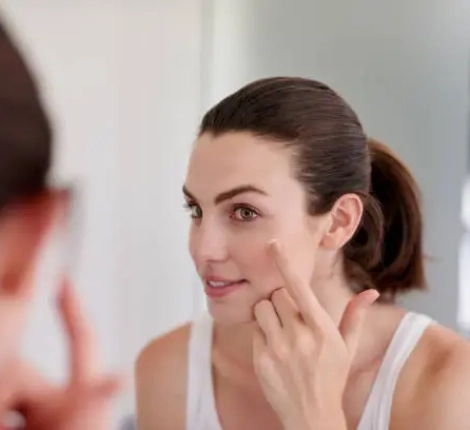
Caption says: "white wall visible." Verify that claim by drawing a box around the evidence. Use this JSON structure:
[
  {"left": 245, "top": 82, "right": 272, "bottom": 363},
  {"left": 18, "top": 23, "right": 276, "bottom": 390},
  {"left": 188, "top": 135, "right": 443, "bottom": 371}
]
[
  {"left": 1, "top": 0, "right": 204, "bottom": 420},
  {"left": 206, "top": 0, "right": 470, "bottom": 331},
  {"left": 116, "top": 0, "right": 204, "bottom": 414}
]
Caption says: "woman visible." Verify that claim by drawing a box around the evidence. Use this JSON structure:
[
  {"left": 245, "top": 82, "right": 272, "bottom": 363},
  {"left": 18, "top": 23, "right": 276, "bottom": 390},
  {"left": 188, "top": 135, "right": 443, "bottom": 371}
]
[
  {"left": 0, "top": 16, "right": 120, "bottom": 430},
  {"left": 136, "top": 77, "right": 470, "bottom": 430}
]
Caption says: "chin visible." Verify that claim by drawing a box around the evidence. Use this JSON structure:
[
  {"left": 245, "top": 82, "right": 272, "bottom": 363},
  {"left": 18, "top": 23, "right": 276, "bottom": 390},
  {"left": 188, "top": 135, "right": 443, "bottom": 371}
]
[{"left": 206, "top": 298, "right": 255, "bottom": 326}]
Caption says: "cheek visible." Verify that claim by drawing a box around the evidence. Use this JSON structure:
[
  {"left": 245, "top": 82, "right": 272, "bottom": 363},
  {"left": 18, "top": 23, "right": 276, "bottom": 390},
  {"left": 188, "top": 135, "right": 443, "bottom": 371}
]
[
  {"left": 241, "top": 223, "right": 316, "bottom": 292},
  {"left": 226, "top": 227, "right": 265, "bottom": 260},
  {"left": 227, "top": 225, "right": 286, "bottom": 294},
  {"left": 188, "top": 225, "right": 200, "bottom": 263},
  {"left": 282, "top": 225, "right": 318, "bottom": 279}
]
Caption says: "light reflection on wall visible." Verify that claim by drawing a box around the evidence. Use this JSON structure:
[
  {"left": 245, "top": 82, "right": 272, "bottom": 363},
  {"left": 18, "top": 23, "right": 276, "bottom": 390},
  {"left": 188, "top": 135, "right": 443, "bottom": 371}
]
[{"left": 458, "top": 174, "right": 470, "bottom": 333}]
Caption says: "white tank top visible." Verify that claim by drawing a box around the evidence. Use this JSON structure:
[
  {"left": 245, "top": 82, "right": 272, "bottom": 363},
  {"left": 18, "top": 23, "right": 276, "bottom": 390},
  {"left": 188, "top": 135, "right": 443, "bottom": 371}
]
[{"left": 185, "top": 311, "right": 433, "bottom": 430}]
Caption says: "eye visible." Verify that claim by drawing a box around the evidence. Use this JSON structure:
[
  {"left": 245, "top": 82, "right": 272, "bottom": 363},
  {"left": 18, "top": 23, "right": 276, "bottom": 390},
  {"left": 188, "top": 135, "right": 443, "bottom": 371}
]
[
  {"left": 232, "top": 206, "right": 259, "bottom": 222},
  {"left": 184, "top": 202, "right": 202, "bottom": 219}
]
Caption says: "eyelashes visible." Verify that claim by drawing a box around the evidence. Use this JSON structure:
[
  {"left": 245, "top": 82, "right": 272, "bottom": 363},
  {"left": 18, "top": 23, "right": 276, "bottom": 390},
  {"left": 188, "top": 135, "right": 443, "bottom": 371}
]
[
  {"left": 183, "top": 201, "right": 260, "bottom": 222},
  {"left": 183, "top": 201, "right": 201, "bottom": 219}
]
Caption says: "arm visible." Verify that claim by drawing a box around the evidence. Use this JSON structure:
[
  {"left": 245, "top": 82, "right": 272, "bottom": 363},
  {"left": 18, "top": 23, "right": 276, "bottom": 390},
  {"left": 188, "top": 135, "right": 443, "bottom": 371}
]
[{"left": 135, "top": 325, "right": 190, "bottom": 430}]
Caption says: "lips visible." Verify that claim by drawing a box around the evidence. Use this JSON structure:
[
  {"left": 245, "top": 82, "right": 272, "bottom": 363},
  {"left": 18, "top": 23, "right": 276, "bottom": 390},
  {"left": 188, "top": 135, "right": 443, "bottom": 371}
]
[
  {"left": 207, "top": 279, "right": 241, "bottom": 288},
  {"left": 204, "top": 276, "right": 247, "bottom": 298}
]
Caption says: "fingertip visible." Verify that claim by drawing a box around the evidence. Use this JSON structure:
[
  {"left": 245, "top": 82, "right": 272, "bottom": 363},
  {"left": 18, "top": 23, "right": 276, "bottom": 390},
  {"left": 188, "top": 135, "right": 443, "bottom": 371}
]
[
  {"left": 358, "top": 289, "right": 380, "bottom": 307},
  {"left": 267, "top": 239, "right": 286, "bottom": 268},
  {"left": 253, "top": 298, "right": 269, "bottom": 312},
  {"left": 267, "top": 238, "right": 280, "bottom": 252},
  {"left": 367, "top": 289, "right": 380, "bottom": 303},
  {"left": 268, "top": 287, "right": 284, "bottom": 301}
]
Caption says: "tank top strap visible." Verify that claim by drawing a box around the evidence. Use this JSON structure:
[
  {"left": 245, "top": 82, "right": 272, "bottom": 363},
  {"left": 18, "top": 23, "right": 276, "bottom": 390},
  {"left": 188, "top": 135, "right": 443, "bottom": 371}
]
[
  {"left": 357, "top": 312, "right": 433, "bottom": 430},
  {"left": 186, "top": 312, "right": 221, "bottom": 430}
]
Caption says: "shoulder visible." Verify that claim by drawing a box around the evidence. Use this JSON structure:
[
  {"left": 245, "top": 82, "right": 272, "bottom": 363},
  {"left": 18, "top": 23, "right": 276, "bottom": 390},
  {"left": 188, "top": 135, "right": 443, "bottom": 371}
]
[
  {"left": 393, "top": 322, "right": 470, "bottom": 429},
  {"left": 135, "top": 322, "right": 192, "bottom": 430},
  {"left": 136, "top": 321, "right": 192, "bottom": 378}
]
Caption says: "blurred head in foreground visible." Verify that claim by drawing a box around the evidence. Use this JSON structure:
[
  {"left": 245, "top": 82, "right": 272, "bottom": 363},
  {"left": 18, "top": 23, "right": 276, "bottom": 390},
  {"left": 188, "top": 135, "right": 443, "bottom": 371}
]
[{"left": 0, "top": 17, "right": 67, "bottom": 369}]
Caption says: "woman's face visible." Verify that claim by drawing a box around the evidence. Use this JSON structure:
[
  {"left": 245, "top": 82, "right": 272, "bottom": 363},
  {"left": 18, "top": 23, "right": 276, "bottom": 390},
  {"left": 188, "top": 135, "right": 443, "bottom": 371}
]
[{"left": 184, "top": 132, "right": 324, "bottom": 324}]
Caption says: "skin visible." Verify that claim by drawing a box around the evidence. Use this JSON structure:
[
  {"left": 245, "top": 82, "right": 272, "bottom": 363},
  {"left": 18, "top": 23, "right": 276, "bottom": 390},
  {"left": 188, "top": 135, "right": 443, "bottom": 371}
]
[
  {"left": 136, "top": 131, "right": 470, "bottom": 430},
  {"left": 250, "top": 242, "right": 380, "bottom": 430},
  {"left": 0, "top": 191, "right": 121, "bottom": 430}
]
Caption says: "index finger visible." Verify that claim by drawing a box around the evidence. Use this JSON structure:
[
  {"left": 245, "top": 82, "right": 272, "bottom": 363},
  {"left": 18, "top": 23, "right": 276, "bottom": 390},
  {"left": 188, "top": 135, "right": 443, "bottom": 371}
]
[
  {"left": 268, "top": 240, "right": 329, "bottom": 329},
  {"left": 57, "top": 280, "right": 97, "bottom": 385}
]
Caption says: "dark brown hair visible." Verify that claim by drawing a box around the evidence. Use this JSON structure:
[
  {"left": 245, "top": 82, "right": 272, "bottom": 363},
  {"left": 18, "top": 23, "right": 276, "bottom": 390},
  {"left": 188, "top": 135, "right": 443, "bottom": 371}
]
[
  {"left": 0, "top": 17, "right": 52, "bottom": 213},
  {"left": 199, "top": 77, "right": 425, "bottom": 301}
]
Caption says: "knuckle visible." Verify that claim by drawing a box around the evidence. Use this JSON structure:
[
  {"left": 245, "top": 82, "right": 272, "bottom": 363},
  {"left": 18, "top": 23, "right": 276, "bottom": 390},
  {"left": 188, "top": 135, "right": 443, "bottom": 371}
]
[
  {"left": 273, "top": 343, "right": 290, "bottom": 361},
  {"left": 255, "top": 350, "right": 273, "bottom": 370},
  {"left": 270, "top": 289, "right": 283, "bottom": 303},
  {"left": 315, "top": 329, "right": 328, "bottom": 347},
  {"left": 293, "top": 331, "right": 316, "bottom": 357}
]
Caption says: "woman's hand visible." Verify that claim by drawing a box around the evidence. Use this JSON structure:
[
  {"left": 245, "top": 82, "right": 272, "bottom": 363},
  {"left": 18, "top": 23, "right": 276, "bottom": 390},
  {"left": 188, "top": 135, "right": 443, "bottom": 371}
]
[
  {"left": 0, "top": 281, "right": 122, "bottom": 430},
  {"left": 252, "top": 240, "right": 379, "bottom": 430}
]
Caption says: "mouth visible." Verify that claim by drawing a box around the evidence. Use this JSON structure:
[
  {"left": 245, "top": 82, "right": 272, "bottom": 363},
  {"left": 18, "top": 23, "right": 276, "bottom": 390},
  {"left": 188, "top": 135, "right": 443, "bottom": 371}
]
[{"left": 204, "top": 277, "right": 248, "bottom": 298}]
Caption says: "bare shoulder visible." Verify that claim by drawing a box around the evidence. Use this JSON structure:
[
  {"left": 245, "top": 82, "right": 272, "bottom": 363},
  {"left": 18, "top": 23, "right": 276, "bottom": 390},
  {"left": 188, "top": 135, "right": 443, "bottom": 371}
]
[
  {"left": 135, "top": 322, "right": 192, "bottom": 430},
  {"left": 393, "top": 323, "right": 470, "bottom": 430}
]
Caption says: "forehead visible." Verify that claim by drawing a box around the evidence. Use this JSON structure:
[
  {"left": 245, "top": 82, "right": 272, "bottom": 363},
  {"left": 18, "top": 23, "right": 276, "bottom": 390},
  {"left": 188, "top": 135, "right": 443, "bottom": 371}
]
[{"left": 185, "top": 132, "right": 294, "bottom": 196}]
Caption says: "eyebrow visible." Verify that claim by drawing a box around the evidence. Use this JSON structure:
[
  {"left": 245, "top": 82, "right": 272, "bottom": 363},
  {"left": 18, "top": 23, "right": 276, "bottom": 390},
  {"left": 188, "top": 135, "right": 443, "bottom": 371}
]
[{"left": 182, "top": 184, "right": 268, "bottom": 205}]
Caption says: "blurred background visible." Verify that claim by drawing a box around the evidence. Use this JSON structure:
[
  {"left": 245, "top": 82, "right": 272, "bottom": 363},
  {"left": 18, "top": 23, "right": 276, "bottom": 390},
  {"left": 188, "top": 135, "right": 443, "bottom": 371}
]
[{"left": 1, "top": 0, "right": 469, "bottom": 425}]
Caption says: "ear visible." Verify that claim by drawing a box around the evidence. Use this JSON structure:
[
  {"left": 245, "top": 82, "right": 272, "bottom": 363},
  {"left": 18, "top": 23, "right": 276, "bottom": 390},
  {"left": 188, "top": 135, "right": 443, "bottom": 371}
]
[
  {"left": 320, "top": 194, "right": 364, "bottom": 250},
  {"left": 0, "top": 191, "right": 67, "bottom": 298}
]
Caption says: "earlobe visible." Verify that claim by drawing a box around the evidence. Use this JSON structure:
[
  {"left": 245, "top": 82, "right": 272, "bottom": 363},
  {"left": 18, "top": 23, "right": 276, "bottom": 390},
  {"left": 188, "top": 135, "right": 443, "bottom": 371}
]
[{"left": 320, "top": 194, "right": 364, "bottom": 250}]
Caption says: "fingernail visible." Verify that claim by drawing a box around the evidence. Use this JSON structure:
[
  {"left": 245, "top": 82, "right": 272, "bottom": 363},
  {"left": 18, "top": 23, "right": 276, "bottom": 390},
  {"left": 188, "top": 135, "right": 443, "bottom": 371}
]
[{"left": 367, "top": 289, "right": 380, "bottom": 302}]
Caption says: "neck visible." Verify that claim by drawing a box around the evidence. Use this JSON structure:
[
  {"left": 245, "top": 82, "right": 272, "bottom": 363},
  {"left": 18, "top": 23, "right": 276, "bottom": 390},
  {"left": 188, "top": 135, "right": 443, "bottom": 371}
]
[{"left": 212, "top": 274, "right": 355, "bottom": 378}]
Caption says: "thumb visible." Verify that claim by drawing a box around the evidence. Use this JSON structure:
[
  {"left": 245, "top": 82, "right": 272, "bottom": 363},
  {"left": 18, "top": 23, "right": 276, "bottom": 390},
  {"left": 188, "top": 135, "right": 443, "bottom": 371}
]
[{"left": 339, "top": 289, "right": 379, "bottom": 355}]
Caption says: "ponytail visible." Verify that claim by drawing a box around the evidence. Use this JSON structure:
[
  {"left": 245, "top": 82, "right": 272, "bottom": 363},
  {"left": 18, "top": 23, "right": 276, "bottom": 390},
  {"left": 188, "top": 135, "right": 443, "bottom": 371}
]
[{"left": 344, "top": 138, "right": 426, "bottom": 301}]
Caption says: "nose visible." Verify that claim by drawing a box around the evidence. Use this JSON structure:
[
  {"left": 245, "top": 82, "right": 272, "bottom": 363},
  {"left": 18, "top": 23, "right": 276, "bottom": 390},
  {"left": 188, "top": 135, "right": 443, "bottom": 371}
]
[{"left": 190, "top": 218, "right": 229, "bottom": 264}]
